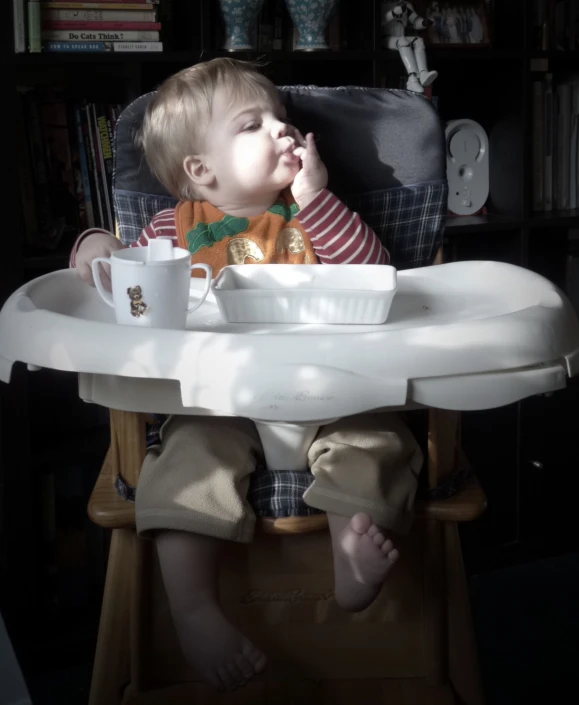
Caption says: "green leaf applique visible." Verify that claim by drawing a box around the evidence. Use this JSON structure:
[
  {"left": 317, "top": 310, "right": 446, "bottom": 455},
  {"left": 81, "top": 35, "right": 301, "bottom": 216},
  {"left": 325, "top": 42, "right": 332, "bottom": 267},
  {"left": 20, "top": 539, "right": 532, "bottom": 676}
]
[
  {"left": 268, "top": 201, "right": 299, "bottom": 222},
  {"left": 186, "top": 215, "right": 249, "bottom": 254}
]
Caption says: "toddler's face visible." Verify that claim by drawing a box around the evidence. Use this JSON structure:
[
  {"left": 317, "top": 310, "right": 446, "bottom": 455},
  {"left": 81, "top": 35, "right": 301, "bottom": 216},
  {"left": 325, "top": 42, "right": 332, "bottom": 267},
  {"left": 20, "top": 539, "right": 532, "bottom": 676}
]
[{"left": 201, "top": 86, "right": 302, "bottom": 202}]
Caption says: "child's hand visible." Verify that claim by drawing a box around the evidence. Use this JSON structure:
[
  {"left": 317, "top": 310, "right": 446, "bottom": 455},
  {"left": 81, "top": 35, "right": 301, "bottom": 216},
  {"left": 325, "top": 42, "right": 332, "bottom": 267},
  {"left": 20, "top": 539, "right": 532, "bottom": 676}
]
[
  {"left": 76, "top": 231, "right": 124, "bottom": 290},
  {"left": 291, "top": 132, "right": 328, "bottom": 210}
]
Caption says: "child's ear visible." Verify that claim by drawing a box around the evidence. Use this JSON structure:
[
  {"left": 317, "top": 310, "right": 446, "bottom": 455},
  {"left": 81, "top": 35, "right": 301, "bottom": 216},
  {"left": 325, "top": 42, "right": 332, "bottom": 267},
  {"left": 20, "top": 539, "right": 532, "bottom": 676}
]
[{"left": 183, "top": 155, "right": 214, "bottom": 186}]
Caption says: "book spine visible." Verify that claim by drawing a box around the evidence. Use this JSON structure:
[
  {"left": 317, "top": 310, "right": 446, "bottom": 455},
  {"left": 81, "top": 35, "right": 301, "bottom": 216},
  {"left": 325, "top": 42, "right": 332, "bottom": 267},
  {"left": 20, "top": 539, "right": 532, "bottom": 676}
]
[
  {"left": 13, "top": 0, "right": 26, "bottom": 52},
  {"left": 557, "top": 83, "right": 571, "bottom": 210},
  {"left": 28, "top": 1, "right": 42, "bottom": 52},
  {"left": 544, "top": 73, "right": 554, "bottom": 212},
  {"left": 96, "top": 104, "right": 115, "bottom": 229},
  {"left": 43, "top": 40, "right": 162, "bottom": 50},
  {"left": 42, "top": 9, "right": 156, "bottom": 21},
  {"left": 532, "top": 80, "right": 545, "bottom": 211},
  {"left": 67, "top": 102, "right": 88, "bottom": 230},
  {"left": 15, "top": 91, "right": 40, "bottom": 244},
  {"left": 74, "top": 105, "right": 95, "bottom": 228},
  {"left": 23, "top": 90, "right": 58, "bottom": 247},
  {"left": 43, "top": 29, "right": 159, "bottom": 40},
  {"left": 84, "top": 103, "right": 105, "bottom": 229},
  {"left": 93, "top": 103, "right": 114, "bottom": 231},
  {"left": 570, "top": 81, "right": 579, "bottom": 210},
  {"left": 43, "top": 19, "right": 161, "bottom": 29},
  {"left": 41, "top": 0, "right": 157, "bottom": 4}
]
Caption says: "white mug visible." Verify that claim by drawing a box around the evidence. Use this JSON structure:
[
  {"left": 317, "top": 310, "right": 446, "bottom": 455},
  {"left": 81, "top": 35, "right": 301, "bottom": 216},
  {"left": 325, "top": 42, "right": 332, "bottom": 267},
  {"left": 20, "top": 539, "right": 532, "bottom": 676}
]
[{"left": 92, "top": 246, "right": 212, "bottom": 329}]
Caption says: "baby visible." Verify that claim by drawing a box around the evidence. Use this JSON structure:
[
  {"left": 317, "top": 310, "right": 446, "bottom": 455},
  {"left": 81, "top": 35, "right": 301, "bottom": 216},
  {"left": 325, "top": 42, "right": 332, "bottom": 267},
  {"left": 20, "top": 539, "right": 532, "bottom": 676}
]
[{"left": 72, "top": 58, "right": 423, "bottom": 692}]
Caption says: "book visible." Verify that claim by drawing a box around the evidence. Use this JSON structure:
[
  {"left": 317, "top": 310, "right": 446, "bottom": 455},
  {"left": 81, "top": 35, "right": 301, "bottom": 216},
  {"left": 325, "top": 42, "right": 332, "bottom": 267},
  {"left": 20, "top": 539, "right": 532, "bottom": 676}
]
[
  {"left": 532, "top": 80, "right": 545, "bottom": 212},
  {"left": 15, "top": 91, "right": 40, "bottom": 243},
  {"left": 42, "top": 29, "right": 160, "bottom": 40},
  {"left": 95, "top": 103, "right": 114, "bottom": 231},
  {"left": 41, "top": 9, "right": 157, "bottom": 21},
  {"left": 38, "top": 96, "right": 80, "bottom": 233},
  {"left": 42, "top": 19, "right": 161, "bottom": 29},
  {"left": 544, "top": 73, "right": 554, "bottom": 211},
  {"left": 570, "top": 80, "right": 579, "bottom": 210},
  {"left": 83, "top": 102, "right": 104, "bottom": 228},
  {"left": 42, "top": 2, "right": 156, "bottom": 8},
  {"left": 73, "top": 105, "right": 95, "bottom": 228},
  {"left": 40, "top": 0, "right": 158, "bottom": 4},
  {"left": 13, "top": 0, "right": 26, "bottom": 52},
  {"left": 28, "top": 1, "right": 42, "bottom": 52},
  {"left": 67, "top": 103, "right": 88, "bottom": 230},
  {"left": 43, "top": 40, "right": 162, "bottom": 50},
  {"left": 21, "top": 89, "right": 64, "bottom": 248},
  {"left": 556, "top": 81, "right": 571, "bottom": 210}
]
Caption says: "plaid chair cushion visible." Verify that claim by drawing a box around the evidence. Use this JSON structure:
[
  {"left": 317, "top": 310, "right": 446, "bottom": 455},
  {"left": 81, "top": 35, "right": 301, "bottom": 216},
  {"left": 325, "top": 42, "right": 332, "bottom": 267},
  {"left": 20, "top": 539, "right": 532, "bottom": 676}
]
[{"left": 114, "top": 189, "right": 177, "bottom": 246}]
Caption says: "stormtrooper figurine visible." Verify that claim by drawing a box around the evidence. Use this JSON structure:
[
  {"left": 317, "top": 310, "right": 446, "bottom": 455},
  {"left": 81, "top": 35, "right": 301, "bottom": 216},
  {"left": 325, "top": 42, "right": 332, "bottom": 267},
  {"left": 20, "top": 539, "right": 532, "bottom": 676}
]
[{"left": 382, "top": 1, "right": 438, "bottom": 93}]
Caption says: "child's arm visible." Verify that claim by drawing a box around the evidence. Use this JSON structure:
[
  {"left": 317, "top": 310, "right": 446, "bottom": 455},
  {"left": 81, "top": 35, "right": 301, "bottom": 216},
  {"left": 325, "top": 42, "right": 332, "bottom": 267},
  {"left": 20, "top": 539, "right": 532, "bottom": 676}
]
[
  {"left": 70, "top": 209, "right": 177, "bottom": 287},
  {"left": 292, "top": 134, "right": 389, "bottom": 265},
  {"left": 297, "top": 190, "right": 389, "bottom": 265}
]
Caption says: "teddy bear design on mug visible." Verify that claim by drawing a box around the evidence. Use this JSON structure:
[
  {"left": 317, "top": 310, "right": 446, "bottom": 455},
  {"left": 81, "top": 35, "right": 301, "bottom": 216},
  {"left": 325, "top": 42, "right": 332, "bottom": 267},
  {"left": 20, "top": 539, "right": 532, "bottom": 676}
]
[{"left": 127, "top": 286, "right": 148, "bottom": 317}]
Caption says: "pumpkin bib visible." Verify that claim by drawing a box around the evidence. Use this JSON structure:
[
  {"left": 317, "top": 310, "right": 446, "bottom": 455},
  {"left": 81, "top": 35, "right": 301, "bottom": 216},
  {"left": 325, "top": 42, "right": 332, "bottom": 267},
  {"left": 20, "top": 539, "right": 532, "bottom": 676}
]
[{"left": 175, "top": 190, "right": 318, "bottom": 278}]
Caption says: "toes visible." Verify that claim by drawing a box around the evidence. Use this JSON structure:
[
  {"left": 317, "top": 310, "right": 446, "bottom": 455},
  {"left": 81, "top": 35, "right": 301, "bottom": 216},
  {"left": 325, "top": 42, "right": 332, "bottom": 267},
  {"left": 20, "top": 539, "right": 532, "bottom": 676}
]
[
  {"left": 350, "top": 512, "right": 372, "bottom": 535},
  {"left": 226, "top": 660, "right": 246, "bottom": 689},
  {"left": 366, "top": 524, "right": 380, "bottom": 538},
  {"left": 235, "top": 652, "right": 255, "bottom": 681},
  {"left": 379, "top": 537, "right": 394, "bottom": 553},
  {"left": 216, "top": 666, "right": 234, "bottom": 691},
  {"left": 206, "top": 670, "right": 225, "bottom": 692},
  {"left": 380, "top": 539, "right": 394, "bottom": 554},
  {"left": 242, "top": 642, "right": 267, "bottom": 674},
  {"left": 372, "top": 531, "right": 386, "bottom": 547},
  {"left": 388, "top": 548, "right": 400, "bottom": 563}
]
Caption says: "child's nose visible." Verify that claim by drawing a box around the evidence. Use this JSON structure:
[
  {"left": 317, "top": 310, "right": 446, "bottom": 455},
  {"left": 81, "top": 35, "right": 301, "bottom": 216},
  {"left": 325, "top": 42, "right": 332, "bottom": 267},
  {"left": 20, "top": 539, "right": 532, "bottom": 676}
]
[{"left": 272, "top": 120, "right": 289, "bottom": 139}]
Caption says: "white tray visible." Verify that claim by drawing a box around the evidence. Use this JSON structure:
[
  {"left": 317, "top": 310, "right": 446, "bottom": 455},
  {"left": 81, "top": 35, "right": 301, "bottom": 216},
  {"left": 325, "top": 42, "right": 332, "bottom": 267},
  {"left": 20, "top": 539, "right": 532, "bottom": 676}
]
[
  {"left": 212, "top": 264, "right": 397, "bottom": 324},
  {"left": 1, "top": 261, "right": 578, "bottom": 422}
]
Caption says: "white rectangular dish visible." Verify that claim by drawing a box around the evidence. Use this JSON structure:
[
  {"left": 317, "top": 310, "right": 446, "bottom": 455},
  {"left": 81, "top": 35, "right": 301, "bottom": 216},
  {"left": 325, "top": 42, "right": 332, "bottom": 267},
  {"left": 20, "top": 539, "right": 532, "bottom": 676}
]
[{"left": 211, "top": 264, "right": 398, "bottom": 324}]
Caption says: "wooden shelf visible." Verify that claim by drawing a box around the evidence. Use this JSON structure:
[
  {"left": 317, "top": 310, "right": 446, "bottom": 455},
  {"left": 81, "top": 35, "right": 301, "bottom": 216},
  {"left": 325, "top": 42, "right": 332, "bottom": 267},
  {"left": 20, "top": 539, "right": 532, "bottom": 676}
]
[
  {"left": 444, "top": 214, "right": 523, "bottom": 234},
  {"left": 528, "top": 51, "right": 579, "bottom": 62},
  {"left": 12, "top": 47, "right": 528, "bottom": 67},
  {"left": 528, "top": 209, "right": 579, "bottom": 229}
]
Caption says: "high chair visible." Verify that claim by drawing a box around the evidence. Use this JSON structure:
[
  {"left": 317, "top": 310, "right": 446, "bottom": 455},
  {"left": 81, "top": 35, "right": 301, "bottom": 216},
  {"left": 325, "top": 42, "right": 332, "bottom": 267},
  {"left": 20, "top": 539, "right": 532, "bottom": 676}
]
[
  {"left": 85, "top": 86, "right": 487, "bottom": 705},
  {"left": 3, "top": 77, "right": 578, "bottom": 704},
  {"left": 2, "top": 83, "right": 576, "bottom": 705}
]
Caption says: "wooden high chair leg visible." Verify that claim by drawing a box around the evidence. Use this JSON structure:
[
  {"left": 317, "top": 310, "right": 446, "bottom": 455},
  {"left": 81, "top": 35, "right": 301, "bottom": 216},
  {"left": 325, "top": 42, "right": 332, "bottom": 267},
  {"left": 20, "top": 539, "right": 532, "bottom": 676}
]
[
  {"left": 423, "top": 519, "right": 446, "bottom": 687},
  {"left": 89, "top": 529, "right": 134, "bottom": 705},
  {"left": 90, "top": 410, "right": 148, "bottom": 705},
  {"left": 445, "top": 522, "right": 485, "bottom": 705}
]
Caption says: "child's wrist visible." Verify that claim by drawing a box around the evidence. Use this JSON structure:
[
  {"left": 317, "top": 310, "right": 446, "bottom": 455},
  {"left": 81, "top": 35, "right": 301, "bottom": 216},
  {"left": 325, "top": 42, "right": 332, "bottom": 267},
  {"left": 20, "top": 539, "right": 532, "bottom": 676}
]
[{"left": 295, "top": 189, "right": 324, "bottom": 210}]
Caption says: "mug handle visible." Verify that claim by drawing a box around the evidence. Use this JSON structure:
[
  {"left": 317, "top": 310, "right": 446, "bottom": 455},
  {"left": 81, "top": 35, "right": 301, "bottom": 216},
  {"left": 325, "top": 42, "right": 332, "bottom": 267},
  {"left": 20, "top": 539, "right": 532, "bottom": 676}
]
[
  {"left": 92, "top": 257, "right": 114, "bottom": 308},
  {"left": 187, "top": 263, "right": 213, "bottom": 314}
]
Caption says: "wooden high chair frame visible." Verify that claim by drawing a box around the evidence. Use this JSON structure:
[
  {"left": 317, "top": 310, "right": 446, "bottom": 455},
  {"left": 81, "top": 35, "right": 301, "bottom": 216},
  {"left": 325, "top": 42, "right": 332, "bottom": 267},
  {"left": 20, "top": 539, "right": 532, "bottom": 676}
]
[{"left": 86, "top": 255, "right": 488, "bottom": 705}]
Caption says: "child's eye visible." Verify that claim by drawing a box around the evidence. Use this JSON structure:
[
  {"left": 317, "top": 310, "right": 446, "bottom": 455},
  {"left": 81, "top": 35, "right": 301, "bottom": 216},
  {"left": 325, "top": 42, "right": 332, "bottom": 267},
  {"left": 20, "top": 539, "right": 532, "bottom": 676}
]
[{"left": 243, "top": 122, "right": 260, "bottom": 132}]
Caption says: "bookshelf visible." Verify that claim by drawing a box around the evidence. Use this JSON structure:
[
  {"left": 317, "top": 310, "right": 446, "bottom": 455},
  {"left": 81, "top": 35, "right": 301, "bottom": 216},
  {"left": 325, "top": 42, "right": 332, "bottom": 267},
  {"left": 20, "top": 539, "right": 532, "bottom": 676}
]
[{"left": 2, "top": 0, "right": 579, "bottom": 687}]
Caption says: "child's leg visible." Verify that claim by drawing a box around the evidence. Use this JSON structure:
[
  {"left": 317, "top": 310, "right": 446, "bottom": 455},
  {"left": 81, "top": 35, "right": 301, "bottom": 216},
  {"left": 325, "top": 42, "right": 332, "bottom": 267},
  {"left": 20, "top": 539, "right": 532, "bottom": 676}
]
[
  {"left": 305, "top": 413, "right": 423, "bottom": 612},
  {"left": 135, "top": 415, "right": 266, "bottom": 690},
  {"left": 156, "top": 530, "right": 266, "bottom": 691}
]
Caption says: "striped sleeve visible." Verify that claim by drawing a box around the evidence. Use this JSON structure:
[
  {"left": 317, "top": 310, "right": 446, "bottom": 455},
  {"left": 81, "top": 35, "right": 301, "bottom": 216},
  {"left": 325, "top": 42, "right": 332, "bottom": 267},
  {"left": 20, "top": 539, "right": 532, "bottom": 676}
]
[
  {"left": 130, "top": 208, "right": 178, "bottom": 248},
  {"left": 296, "top": 189, "right": 389, "bottom": 265}
]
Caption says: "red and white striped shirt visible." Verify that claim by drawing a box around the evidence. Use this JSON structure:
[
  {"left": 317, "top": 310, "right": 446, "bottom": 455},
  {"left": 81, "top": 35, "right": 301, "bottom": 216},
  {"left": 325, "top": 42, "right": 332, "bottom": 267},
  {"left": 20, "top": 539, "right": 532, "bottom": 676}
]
[{"left": 70, "top": 189, "right": 389, "bottom": 267}]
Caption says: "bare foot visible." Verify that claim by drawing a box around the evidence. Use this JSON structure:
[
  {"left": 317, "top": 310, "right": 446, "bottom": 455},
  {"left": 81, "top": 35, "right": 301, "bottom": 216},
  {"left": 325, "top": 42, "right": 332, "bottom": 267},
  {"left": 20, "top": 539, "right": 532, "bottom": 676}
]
[
  {"left": 177, "top": 601, "right": 267, "bottom": 691},
  {"left": 329, "top": 512, "right": 399, "bottom": 612},
  {"left": 156, "top": 531, "right": 266, "bottom": 692}
]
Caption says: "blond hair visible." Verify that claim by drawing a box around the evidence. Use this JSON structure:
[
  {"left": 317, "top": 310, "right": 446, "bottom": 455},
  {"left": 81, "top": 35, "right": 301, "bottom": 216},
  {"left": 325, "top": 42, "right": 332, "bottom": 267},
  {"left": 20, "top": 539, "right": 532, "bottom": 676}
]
[{"left": 140, "top": 58, "right": 279, "bottom": 201}]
